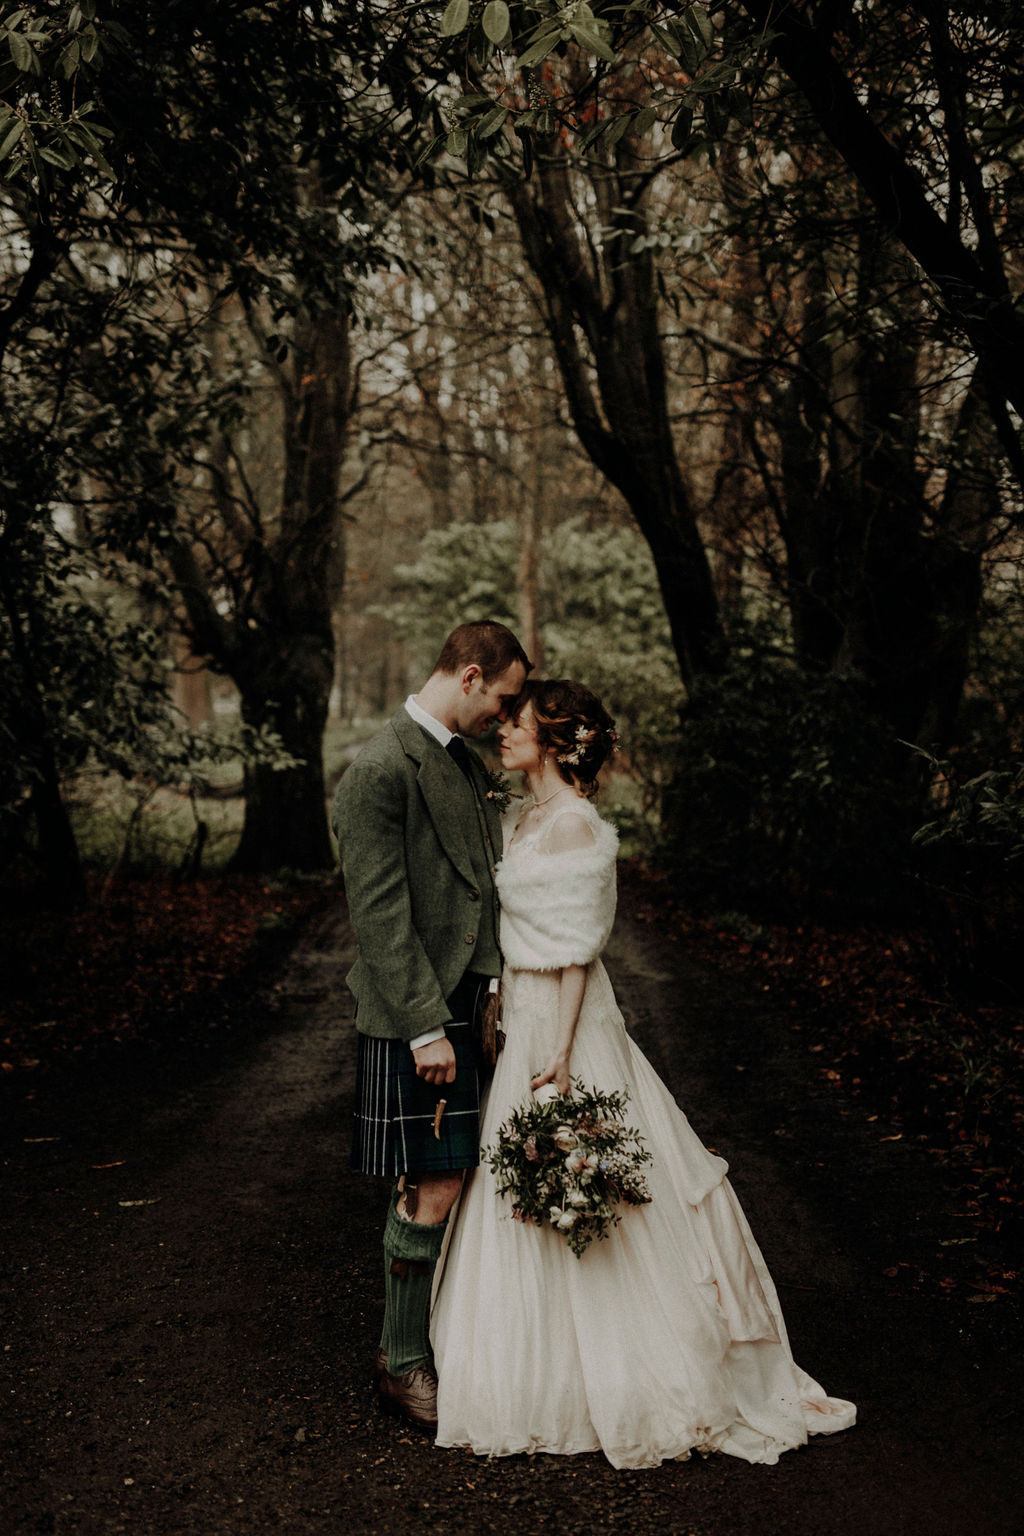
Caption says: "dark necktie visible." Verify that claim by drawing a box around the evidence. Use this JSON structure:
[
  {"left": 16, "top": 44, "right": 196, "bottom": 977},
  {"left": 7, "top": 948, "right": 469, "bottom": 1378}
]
[{"left": 446, "top": 735, "right": 473, "bottom": 780}]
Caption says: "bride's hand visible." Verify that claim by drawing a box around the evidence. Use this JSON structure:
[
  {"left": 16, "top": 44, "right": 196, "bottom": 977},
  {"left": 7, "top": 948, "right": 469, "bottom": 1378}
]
[{"left": 531, "top": 1057, "right": 570, "bottom": 1096}]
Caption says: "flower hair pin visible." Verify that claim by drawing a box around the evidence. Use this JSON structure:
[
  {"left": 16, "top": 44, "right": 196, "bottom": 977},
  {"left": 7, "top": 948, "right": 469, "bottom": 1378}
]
[{"left": 556, "top": 724, "right": 591, "bottom": 767}]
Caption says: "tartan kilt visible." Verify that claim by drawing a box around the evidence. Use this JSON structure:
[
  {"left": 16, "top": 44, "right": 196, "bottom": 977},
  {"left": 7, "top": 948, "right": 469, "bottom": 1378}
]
[{"left": 350, "top": 978, "right": 489, "bottom": 1176}]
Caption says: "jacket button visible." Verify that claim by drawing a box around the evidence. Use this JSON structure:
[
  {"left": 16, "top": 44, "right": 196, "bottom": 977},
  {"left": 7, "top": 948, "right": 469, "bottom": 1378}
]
[
  {"left": 464, "top": 933, "right": 475, "bottom": 945},
  {"left": 468, "top": 888, "right": 480, "bottom": 901}
]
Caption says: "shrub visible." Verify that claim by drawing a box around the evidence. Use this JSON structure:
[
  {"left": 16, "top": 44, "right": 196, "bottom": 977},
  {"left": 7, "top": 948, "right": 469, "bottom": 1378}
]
[
  {"left": 910, "top": 753, "right": 1024, "bottom": 995},
  {"left": 662, "top": 651, "right": 914, "bottom": 912}
]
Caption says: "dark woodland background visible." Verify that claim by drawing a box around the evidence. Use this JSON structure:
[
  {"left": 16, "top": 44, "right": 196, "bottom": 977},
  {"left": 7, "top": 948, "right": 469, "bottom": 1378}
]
[{"left": 1, "top": 2, "right": 1021, "bottom": 1286}]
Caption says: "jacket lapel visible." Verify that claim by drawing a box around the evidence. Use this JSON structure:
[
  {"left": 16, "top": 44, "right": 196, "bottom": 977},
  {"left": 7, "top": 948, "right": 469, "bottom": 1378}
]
[
  {"left": 389, "top": 712, "right": 479, "bottom": 887},
  {"left": 468, "top": 753, "right": 503, "bottom": 865}
]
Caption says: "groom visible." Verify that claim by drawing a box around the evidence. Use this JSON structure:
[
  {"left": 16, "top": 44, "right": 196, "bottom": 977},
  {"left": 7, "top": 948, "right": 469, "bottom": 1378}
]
[{"left": 331, "top": 620, "right": 531, "bottom": 1430}]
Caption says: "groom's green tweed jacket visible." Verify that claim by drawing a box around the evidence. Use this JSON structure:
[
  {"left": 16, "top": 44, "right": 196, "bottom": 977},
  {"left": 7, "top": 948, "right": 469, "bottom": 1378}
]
[{"left": 331, "top": 708, "right": 504, "bottom": 1043}]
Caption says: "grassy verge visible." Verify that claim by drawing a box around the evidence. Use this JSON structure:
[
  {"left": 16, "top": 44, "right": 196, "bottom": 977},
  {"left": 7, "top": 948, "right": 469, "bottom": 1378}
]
[{"left": 61, "top": 717, "right": 384, "bottom": 877}]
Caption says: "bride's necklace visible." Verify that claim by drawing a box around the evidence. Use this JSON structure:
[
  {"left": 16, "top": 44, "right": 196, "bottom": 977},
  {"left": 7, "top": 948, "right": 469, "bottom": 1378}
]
[
  {"left": 531, "top": 784, "right": 575, "bottom": 808},
  {"left": 509, "top": 783, "right": 578, "bottom": 849}
]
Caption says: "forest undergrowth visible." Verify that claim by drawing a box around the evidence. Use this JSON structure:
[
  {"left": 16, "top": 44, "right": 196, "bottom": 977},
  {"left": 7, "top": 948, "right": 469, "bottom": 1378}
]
[{"left": 624, "top": 862, "right": 1023, "bottom": 1305}]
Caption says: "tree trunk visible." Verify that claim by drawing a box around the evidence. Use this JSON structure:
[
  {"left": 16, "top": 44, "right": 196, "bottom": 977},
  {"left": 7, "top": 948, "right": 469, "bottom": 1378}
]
[
  {"left": 506, "top": 148, "right": 724, "bottom": 688},
  {"left": 171, "top": 302, "right": 351, "bottom": 874},
  {"left": 27, "top": 763, "right": 87, "bottom": 909},
  {"left": 748, "top": 210, "right": 989, "bottom": 747},
  {"left": 0, "top": 221, "right": 67, "bottom": 372},
  {"left": 765, "top": 246, "right": 848, "bottom": 669},
  {"left": 0, "top": 562, "right": 86, "bottom": 907},
  {"left": 517, "top": 457, "right": 544, "bottom": 672},
  {"left": 229, "top": 307, "right": 348, "bottom": 872},
  {"left": 908, "top": 371, "right": 995, "bottom": 748},
  {"left": 230, "top": 639, "right": 336, "bottom": 873}
]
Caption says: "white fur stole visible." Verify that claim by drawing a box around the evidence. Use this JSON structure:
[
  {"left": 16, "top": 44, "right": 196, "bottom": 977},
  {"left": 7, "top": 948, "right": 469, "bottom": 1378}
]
[{"left": 496, "top": 815, "right": 618, "bottom": 971}]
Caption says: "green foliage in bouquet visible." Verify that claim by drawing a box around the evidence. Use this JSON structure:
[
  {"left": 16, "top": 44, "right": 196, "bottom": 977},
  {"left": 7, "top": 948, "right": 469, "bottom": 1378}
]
[{"left": 484, "top": 1080, "right": 652, "bottom": 1258}]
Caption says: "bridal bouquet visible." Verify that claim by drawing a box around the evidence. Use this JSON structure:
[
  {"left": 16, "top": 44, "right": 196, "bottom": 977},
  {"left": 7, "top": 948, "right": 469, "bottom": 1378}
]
[{"left": 484, "top": 1080, "right": 652, "bottom": 1258}]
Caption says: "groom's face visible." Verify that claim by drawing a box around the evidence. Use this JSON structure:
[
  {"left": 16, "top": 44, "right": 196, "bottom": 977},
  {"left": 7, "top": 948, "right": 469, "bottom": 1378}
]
[{"left": 457, "top": 661, "right": 527, "bottom": 737}]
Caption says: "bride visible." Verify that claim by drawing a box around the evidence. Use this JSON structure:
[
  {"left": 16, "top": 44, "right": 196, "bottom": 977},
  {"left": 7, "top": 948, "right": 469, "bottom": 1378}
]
[{"left": 430, "top": 678, "right": 855, "bottom": 1470}]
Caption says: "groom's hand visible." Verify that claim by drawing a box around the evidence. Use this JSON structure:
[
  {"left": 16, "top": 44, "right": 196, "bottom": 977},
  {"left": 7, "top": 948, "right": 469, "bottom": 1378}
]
[{"left": 412, "top": 1036, "right": 457, "bottom": 1086}]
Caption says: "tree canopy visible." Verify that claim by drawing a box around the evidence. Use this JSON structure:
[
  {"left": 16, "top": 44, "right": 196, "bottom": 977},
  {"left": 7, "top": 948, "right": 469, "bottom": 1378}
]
[
  {"left": 426, "top": 1, "right": 1024, "bottom": 462},
  {"left": 2, "top": 0, "right": 1021, "bottom": 902}
]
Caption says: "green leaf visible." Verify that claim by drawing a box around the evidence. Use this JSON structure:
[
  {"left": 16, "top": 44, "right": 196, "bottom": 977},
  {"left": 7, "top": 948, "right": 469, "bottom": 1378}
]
[
  {"left": 445, "top": 126, "right": 468, "bottom": 157},
  {"left": 477, "top": 105, "right": 508, "bottom": 138},
  {"left": 670, "top": 104, "right": 693, "bottom": 150},
  {"left": 466, "top": 133, "right": 486, "bottom": 177},
  {"left": 604, "top": 113, "right": 631, "bottom": 148},
  {"left": 53, "top": 125, "right": 83, "bottom": 166},
  {"left": 569, "top": 21, "right": 617, "bottom": 62},
  {"left": 688, "top": 60, "right": 731, "bottom": 94},
  {"left": 8, "top": 30, "right": 35, "bottom": 73},
  {"left": 728, "top": 86, "right": 752, "bottom": 128},
  {"left": 440, "top": 0, "right": 471, "bottom": 37},
  {"left": 649, "top": 21, "right": 681, "bottom": 59},
  {"left": 80, "top": 26, "right": 99, "bottom": 64},
  {"left": 677, "top": 29, "right": 702, "bottom": 73},
  {"left": 516, "top": 17, "right": 563, "bottom": 68},
  {"left": 578, "top": 118, "right": 610, "bottom": 151},
  {"left": 0, "top": 116, "right": 25, "bottom": 162},
  {"left": 514, "top": 122, "right": 534, "bottom": 178},
  {"left": 689, "top": 3, "right": 715, "bottom": 50},
  {"left": 69, "top": 123, "right": 114, "bottom": 179},
  {"left": 413, "top": 132, "right": 443, "bottom": 168},
  {"left": 703, "top": 92, "right": 728, "bottom": 139},
  {"left": 59, "top": 38, "right": 81, "bottom": 78},
  {"left": 633, "top": 105, "right": 658, "bottom": 137},
  {"left": 517, "top": 33, "right": 561, "bottom": 68},
  {"left": 481, "top": 0, "right": 511, "bottom": 46},
  {"left": 38, "top": 144, "right": 74, "bottom": 169}
]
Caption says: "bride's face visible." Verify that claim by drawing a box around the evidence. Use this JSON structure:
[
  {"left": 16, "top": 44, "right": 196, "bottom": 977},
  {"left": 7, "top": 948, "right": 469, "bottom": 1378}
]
[{"left": 497, "top": 702, "right": 543, "bottom": 775}]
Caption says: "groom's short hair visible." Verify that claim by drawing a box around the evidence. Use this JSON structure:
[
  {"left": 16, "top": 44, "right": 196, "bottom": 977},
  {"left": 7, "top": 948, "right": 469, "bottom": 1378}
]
[{"left": 432, "top": 622, "right": 532, "bottom": 683}]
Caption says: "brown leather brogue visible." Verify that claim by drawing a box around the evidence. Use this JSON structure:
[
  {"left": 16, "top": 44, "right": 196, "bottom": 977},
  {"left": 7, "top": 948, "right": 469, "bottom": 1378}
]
[{"left": 374, "top": 1349, "right": 438, "bottom": 1431}]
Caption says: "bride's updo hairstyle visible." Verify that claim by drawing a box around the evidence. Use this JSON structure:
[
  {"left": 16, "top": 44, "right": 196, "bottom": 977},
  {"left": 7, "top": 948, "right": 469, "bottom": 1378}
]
[{"left": 521, "top": 679, "right": 617, "bottom": 799}]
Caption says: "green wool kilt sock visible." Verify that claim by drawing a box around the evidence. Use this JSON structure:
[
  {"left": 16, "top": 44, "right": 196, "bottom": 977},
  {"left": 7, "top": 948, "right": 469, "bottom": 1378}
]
[{"left": 380, "top": 1191, "right": 448, "bottom": 1377}]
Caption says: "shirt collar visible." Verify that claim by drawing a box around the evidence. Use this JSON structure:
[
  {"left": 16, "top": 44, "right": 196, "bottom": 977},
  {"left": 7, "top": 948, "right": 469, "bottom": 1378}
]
[{"left": 405, "top": 693, "right": 455, "bottom": 748}]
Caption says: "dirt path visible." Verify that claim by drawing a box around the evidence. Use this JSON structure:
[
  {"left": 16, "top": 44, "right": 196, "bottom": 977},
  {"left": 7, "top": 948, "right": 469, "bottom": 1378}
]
[{"left": 2, "top": 893, "right": 1020, "bottom": 1536}]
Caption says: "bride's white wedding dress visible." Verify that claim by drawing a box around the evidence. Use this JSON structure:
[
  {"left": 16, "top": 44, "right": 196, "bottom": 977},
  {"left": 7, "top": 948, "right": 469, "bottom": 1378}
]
[{"left": 430, "top": 797, "right": 855, "bottom": 1470}]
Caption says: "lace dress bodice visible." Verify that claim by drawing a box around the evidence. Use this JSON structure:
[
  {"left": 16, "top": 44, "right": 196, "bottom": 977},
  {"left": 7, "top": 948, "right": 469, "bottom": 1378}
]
[{"left": 503, "top": 793, "right": 602, "bottom": 856}]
